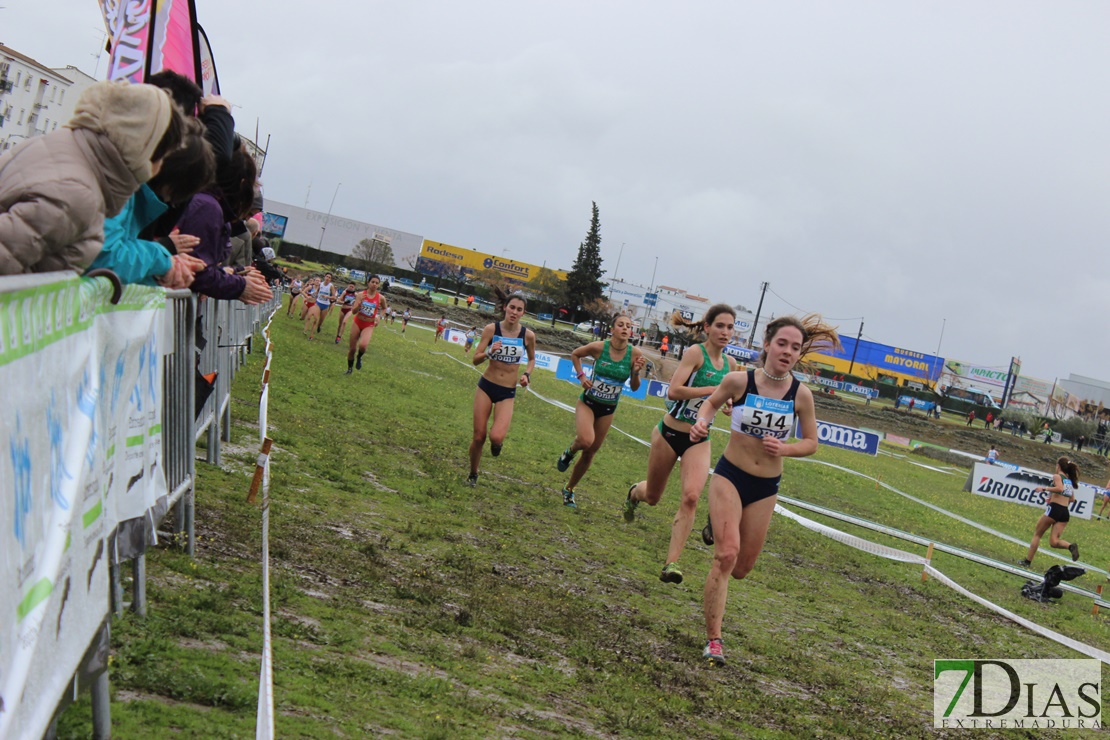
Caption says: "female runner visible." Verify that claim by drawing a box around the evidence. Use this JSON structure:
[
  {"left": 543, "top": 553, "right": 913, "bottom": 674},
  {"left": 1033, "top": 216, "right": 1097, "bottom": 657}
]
[
  {"left": 334, "top": 281, "right": 358, "bottom": 343},
  {"left": 306, "top": 272, "right": 337, "bottom": 338},
  {"left": 299, "top": 277, "right": 319, "bottom": 324},
  {"left": 346, "top": 275, "right": 388, "bottom": 374},
  {"left": 286, "top": 276, "right": 304, "bottom": 317},
  {"left": 556, "top": 315, "right": 646, "bottom": 509},
  {"left": 401, "top": 308, "right": 411, "bottom": 335},
  {"left": 1019, "top": 457, "right": 1081, "bottom": 566},
  {"left": 468, "top": 290, "right": 536, "bottom": 486},
  {"left": 688, "top": 315, "right": 838, "bottom": 665},
  {"left": 623, "top": 304, "right": 736, "bottom": 583}
]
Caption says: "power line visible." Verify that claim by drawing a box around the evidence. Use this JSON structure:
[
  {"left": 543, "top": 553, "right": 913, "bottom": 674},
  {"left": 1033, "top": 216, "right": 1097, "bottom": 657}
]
[{"left": 765, "top": 287, "right": 862, "bottom": 321}]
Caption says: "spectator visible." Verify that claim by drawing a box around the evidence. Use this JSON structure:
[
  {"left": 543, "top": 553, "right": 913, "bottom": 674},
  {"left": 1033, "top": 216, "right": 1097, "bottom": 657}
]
[
  {"left": 985, "top": 411, "right": 993, "bottom": 428},
  {"left": 173, "top": 148, "right": 271, "bottom": 304},
  {"left": 86, "top": 118, "right": 214, "bottom": 287},
  {"left": 967, "top": 410, "right": 975, "bottom": 427},
  {"left": 908, "top": 397, "right": 915, "bottom": 412},
  {"left": 660, "top": 334, "right": 670, "bottom": 359},
  {"left": 0, "top": 80, "right": 183, "bottom": 274}
]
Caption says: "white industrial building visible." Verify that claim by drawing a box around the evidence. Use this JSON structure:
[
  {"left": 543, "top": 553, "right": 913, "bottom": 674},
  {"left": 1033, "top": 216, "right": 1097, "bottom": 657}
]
[{"left": 261, "top": 198, "right": 424, "bottom": 267}]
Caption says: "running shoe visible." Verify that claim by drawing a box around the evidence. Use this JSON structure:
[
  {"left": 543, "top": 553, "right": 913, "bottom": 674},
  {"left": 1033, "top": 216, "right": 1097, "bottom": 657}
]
[
  {"left": 356, "top": 355, "right": 363, "bottom": 370},
  {"left": 623, "top": 484, "right": 639, "bottom": 522},
  {"left": 562, "top": 488, "right": 577, "bottom": 509},
  {"left": 557, "top": 447, "right": 576, "bottom": 472},
  {"left": 1069, "top": 543, "right": 1080, "bottom": 562},
  {"left": 701, "top": 515, "right": 714, "bottom": 546},
  {"left": 1017, "top": 559, "right": 1032, "bottom": 568},
  {"left": 660, "top": 562, "right": 683, "bottom": 584},
  {"left": 491, "top": 443, "right": 503, "bottom": 457},
  {"left": 335, "top": 337, "right": 341, "bottom": 344},
  {"left": 703, "top": 639, "right": 725, "bottom": 666},
  {"left": 344, "top": 368, "right": 353, "bottom": 375},
  {"left": 466, "top": 473, "right": 478, "bottom": 487}
]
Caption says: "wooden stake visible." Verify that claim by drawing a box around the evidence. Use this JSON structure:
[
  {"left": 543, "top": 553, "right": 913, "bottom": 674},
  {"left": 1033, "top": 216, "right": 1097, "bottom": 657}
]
[
  {"left": 922, "top": 543, "right": 934, "bottom": 582},
  {"left": 1093, "top": 584, "right": 1103, "bottom": 616},
  {"left": 247, "top": 437, "right": 273, "bottom": 504}
]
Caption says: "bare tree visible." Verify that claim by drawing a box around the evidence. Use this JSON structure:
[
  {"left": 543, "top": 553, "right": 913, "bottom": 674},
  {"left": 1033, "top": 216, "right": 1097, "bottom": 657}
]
[{"left": 352, "top": 235, "right": 395, "bottom": 271}]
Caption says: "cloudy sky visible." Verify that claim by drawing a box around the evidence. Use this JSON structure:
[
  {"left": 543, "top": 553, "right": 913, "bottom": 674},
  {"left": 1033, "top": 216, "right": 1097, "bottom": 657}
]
[{"left": 5, "top": 1, "right": 1108, "bottom": 382}]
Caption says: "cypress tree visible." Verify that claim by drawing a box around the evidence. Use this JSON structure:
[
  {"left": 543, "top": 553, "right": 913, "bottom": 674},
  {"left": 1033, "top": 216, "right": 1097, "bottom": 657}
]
[{"left": 565, "top": 202, "right": 606, "bottom": 320}]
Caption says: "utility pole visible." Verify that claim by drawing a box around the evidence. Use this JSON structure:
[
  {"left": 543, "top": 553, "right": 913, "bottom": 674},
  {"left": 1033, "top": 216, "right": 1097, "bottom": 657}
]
[
  {"left": 607, "top": 242, "right": 626, "bottom": 302},
  {"left": 1001, "top": 356, "right": 1019, "bottom": 409},
  {"left": 317, "top": 182, "right": 341, "bottom": 251},
  {"left": 847, "top": 320, "right": 864, "bottom": 376},
  {"left": 747, "top": 281, "right": 769, "bottom": 348}
]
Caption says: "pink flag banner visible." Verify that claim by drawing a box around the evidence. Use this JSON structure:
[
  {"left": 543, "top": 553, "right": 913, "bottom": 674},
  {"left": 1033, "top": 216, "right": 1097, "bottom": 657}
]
[
  {"left": 99, "top": 0, "right": 154, "bottom": 83},
  {"left": 147, "top": 0, "right": 199, "bottom": 83}
]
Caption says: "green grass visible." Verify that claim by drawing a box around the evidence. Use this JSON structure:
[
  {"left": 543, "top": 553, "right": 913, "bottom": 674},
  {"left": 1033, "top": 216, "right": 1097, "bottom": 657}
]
[{"left": 55, "top": 317, "right": 1110, "bottom": 738}]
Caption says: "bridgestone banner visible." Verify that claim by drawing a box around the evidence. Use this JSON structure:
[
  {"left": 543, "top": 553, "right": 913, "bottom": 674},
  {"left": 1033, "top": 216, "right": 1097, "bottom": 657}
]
[
  {"left": 965, "top": 462, "right": 1096, "bottom": 520},
  {"left": 0, "top": 273, "right": 166, "bottom": 739}
]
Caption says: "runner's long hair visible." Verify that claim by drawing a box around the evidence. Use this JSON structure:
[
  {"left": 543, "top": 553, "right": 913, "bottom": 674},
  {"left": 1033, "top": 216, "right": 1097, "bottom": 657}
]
[
  {"left": 1057, "top": 457, "right": 1080, "bottom": 487},
  {"left": 760, "top": 314, "right": 841, "bottom": 373},
  {"left": 493, "top": 285, "right": 526, "bottom": 316},
  {"left": 671, "top": 303, "right": 736, "bottom": 341}
]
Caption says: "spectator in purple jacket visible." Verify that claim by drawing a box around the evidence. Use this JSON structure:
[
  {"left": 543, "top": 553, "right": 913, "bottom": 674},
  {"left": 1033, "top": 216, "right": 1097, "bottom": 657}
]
[{"left": 175, "top": 148, "right": 271, "bottom": 303}]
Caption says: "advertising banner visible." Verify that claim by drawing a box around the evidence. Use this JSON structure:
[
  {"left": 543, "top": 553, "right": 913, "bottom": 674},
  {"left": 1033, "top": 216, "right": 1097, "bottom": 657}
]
[
  {"left": 813, "top": 420, "right": 880, "bottom": 455},
  {"left": 724, "top": 344, "right": 759, "bottom": 362},
  {"left": 555, "top": 359, "right": 649, "bottom": 399},
  {"left": 443, "top": 329, "right": 468, "bottom": 347},
  {"left": 807, "top": 374, "right": 880, "bottom": 399},
  {"left": 100, "top": 0, "right": 153, "bottom": 83},
  {"left": 647, "top": 380, "right": 670, "bottom": 399},
  {"left": 419, "top": 240, "right": 568, "bottom": 285},
  {"left": 939, "top": 359, "right": 1009, "bottom": 389},
  {"left": 533, "top": 351, "right": 560, "bottom": 372},
  {"left": 813, "top": 336, "right": 943, "bottom": 383},
  {"left": 0, "top": 275, "right": 166, "bottom": 739},
  {"left": 965, "top": 463, "right": 1095, "bottom": 520}
]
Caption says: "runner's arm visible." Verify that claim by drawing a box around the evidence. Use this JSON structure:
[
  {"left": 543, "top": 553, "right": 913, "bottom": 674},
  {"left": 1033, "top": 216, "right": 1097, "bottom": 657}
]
[
  {"left": 571, "top": 342, "right": 602, "bottom": 390},
  {"left": 472, "top": 325, "right": 496, "bottom": 366},
  {"left": 520, "top": 330, "right": 537, "bottom": 387},
  {"left": 767, "top": 384, "right": 818, "bottom": 458},
  {"left": 689, "top": 370, "right": 746, "bottom": 440},
  {"left": 665, "top": 345, "right": 706, "bottom": 401},
  {"left": 629, "top": 347, "right": 645, "bottom": 391}
]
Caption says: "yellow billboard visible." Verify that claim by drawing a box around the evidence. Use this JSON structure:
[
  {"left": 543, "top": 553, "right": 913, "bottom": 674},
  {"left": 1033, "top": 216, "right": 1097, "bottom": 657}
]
[{"left": 418, "top": 240, "right": 567, "bottom": 284}]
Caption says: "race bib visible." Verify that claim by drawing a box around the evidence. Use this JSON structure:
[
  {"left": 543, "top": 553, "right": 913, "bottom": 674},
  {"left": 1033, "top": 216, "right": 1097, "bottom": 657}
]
[
  {"left": 739, "top": 394, "right": 794, "bottom": 439},
  {"left": 677, "top": 396, "right": 706, "bottom": 423},
  {"left": 588, "top": 375, "right": 624, "bottom": 403},
  {"left": 489, "top": 336, "right": 524, "bottom": 364},
  {"left": 358, "top": 300, "right": 377, "bottom": 318}
]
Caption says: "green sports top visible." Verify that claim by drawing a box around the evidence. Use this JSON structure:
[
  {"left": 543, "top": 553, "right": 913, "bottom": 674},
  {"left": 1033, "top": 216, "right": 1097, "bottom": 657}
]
[
  {"left": 666, "top": 344, "right": 728, "bottom": 423},
  {"left": 582, "top": 339, "right": 632, "bottom": 406}
]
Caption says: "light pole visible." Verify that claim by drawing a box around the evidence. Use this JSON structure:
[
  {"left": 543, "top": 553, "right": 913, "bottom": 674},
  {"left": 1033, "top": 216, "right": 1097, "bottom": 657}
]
[
  {"left": 932, "top": 318, "right": 946, "bottom": 390},
  {"left": 645, "top": 256, "right": 659, "bottom": 325},
  {"left": 606, "top": 242, "right": 626, "bottom": 302},
  {"left": 316, "top": 182, "right": 341, "bottom": 251}
]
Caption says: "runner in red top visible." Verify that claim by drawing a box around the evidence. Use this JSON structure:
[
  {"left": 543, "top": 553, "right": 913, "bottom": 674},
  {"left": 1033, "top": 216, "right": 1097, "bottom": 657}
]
[{"left": 345, "top": 275, "right": 388, "bottom": 374}]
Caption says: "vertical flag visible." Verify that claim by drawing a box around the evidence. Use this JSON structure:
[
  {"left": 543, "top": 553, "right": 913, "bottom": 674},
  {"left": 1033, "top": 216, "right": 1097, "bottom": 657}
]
[{"left": 98, "top": 0, "right": 154, "bottom": 83}]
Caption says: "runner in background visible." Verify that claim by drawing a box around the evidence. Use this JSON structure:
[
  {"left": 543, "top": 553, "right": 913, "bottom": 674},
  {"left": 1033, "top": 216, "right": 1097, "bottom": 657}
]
[
  {"left": 334, "top": 282, "right": 358, "bottom": 344},
  {"left": 464, "top": 327, "right": 477, "bottom": 355},
  {"left": 1019, "top": 457, "right": 1081, "bottom": 566},
  {"left": 556, "top": 315, "right": 646, "bottom": 509},
  {"left": 308, "top": 272, "right": 338, "bottom": 338},
  {"left": 623, "top": 305, "right": 736, "bottom": 583},
  {"left": 345, "top": 275, "right": 387, "bottom": 374},
  {"left": 1097, "top": 477, "right": 1110, "bottom": 521},
  {"left": 401, "top": 308, "right": 411, "bottom": 335},
  {"left": 468, "top": 289, "right": 536, "bottom": 486},
  {"left": 688, "top": 314, "right": 838, "bottom": 666},
  {"left": 435, "top": 315, "right": 448, "bottom": 342},
  {"left": 286, "top": 276, "right": 304, "bottom": 317},
  {"left": 299, "top": 276, "right": 319, "bottom": 325}
]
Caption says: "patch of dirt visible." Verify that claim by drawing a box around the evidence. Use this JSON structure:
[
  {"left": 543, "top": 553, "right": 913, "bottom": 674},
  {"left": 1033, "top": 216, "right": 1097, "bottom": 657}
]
[
  {"left": 362, "top": 471, "right": 399, "bottom": 493},
  {"left": 114, "top": 689, "right": 212, "bottom": 711}
]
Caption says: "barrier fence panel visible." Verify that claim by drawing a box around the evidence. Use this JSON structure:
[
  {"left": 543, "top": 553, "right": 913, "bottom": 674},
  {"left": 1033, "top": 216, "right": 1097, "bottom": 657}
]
[{"left": 1, "top": 270, "right": 281, "bottom": 738}]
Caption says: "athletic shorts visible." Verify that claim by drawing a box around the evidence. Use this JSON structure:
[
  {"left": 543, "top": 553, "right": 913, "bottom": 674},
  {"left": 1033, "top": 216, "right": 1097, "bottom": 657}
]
[
  {"left": 353, "top": 316, "right": 377, "bottom": 331},
  {"left": 713, "top": 454, "right": 780, "bottom": 507},
  {"left": 317, "top": 301, "right": 331, "bottom": 311},
  {"left": 581, "top": 394, "right": 617, "bottom": 419},
  {"left": 658, "top": 418, "right": 707, "bottom": 458},
  {"left": 291, "top": 290, "right": 301, "bottom": 296},
  {"left": 1045, "top": 502, "right": 1071, "bottom": 523},
  {"left": 478, "top": 376, "right": 516, "bottom": 404},
  {"left": 340, "top": 306, "right": 353, "bottom": 315}
]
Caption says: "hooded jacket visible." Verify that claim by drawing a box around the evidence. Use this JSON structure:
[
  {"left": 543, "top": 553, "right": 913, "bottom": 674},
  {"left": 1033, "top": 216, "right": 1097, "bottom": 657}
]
[
  {"left": 86, "top": 184, "right": 173, "bottom": 285},
  {"left": 0, "top": 80, "right": 172, "bottom": 274}
]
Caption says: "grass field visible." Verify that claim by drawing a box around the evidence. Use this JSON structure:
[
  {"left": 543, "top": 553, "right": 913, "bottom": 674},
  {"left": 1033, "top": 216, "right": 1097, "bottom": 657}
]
[{"left": 56, "top": 314, "right": 1110, "bottom": 738}]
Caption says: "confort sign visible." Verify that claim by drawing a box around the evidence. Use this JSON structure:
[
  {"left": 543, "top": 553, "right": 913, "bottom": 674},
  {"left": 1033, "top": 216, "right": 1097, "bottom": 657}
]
[{"left": 418, "top": 240, "right": 567, "bottom": 284}]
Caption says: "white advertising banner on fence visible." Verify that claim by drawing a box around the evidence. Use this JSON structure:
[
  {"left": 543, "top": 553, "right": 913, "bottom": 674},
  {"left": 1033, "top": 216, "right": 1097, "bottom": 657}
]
[
  {"left": 0, "top": 274, "right": 166, "bottom": 739},
  {"left": 966, "top": 462, "right": 1095, "bottom": 520}
]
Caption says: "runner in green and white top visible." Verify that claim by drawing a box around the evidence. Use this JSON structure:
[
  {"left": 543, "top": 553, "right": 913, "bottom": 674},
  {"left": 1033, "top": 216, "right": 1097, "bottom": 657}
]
[
  {"left": 556, "top": 314, "right": 645, "bottom": 508},
  {"left": 623, "top": 305, "right": 737, "bottom": 585}
]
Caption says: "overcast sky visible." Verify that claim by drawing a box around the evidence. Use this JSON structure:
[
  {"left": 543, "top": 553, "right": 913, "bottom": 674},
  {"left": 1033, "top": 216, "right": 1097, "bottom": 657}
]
[{"left": 4, "top": 1, "right": 1108, "bottom": 382}]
